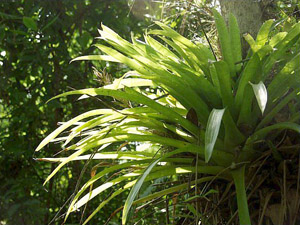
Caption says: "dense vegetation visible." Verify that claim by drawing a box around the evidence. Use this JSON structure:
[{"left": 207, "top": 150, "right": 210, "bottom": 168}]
[
  {"left": 0, "top": 1, "right": 149, "bottom": 224},
  {"left": 1, "top": 0, "right": 300, "bottom": 224}
]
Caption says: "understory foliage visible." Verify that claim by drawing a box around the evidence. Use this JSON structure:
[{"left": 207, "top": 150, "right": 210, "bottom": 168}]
[
  {"left": 0, "top": 1, "right": 149, "bottom": 224},
  {"left": 36, "top": 10, "right": 300, "bottom": 224}
]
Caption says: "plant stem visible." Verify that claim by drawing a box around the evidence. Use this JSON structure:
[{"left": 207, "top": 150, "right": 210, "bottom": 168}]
[{"left": 231, "top": 165, "right": 251, "bottom": 225}]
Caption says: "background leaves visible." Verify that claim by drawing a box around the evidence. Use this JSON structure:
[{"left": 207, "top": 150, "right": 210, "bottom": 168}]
[{"left": 0, "top": 1, "right": 149, "bottom": 224}]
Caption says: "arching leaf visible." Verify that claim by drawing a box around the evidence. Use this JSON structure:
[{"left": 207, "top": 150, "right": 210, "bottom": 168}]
[
  {"left": 122, "top": 158, "right": 160, "bottom": 224},
  {"left": 250, "top": 81, "right": 268, "bottom": 114},
  {"left": 205, "top": 108, "right": 225, "bottom": 163}
]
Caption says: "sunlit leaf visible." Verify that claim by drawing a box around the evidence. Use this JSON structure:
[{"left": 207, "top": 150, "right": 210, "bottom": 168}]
[
  {"left": 32, "top": 11, "right": 300, "bottom": 225},
  {"left": 70, "top": 55, "right": 119, "bottom": 63},
  {"left": 250, "top": 81, "right": 268, "bottom": 114},
  {"left": 205, "top": 108, "right": 225, "bottom": 163},
  {"left": 35, "top": 109, "right": 114, "bottom": 151},
  {"left": 256, "top": 19, "right": 274, "bottom": 47}
]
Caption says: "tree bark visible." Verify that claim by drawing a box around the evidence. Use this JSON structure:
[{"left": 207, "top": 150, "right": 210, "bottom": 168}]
[{"left": 219, "top": 0, "right": 264, "bottom": 56}]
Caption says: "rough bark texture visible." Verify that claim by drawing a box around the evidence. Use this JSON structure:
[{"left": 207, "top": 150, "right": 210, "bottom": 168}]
[{"left": 219, "top": 0, "right": 264, "bottom": 56}]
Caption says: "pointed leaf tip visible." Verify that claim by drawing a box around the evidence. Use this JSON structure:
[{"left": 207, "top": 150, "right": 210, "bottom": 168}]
[
  {"left": 250, "top": 81, "right": 268, "bottom": 114},
  {"left": 205, "top": 108, "right": 225, "bottom": 163},
  {"left": 122, "top": 158, "right": 160, "bottom": 224}
]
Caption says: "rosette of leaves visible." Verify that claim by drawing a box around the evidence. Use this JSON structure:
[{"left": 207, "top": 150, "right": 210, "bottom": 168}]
[{"left": 36, "top": 10, "right": 300, "bottom": 225}]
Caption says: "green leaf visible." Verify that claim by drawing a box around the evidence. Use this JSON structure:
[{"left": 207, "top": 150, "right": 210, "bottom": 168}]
[
  {"left": 70, "top": 55, "right": 120, "bottom": 63},
  {"left": 43, "top": 148, "right": 86, "bottom": 185},
  {"left": 235, "top": 54, "right": 260, "bottom": 110},
  {"left": 250, "top": 81, "right": 268, "bottom": 114},
  {"left": 237, "top": 85, "right": 255, "bottom": 126},
  {"left": 65, "top": 159, "right": 152, "bottom": 220},
  {"left": 213, "top": 61, "right": 235, "bottom": 117},
  {"left": 158, "top": 36, "right": 196, "bottom": 69},
  {"left": 149, "top": 22, "right": 212, "bottom": 73},
  {"left": 38, "top": 152, "right": 151, "bottom": 162},
  {"left": 243, "top": 33, "right": 259, "bottom": 52},
  {"left": 35, "top": 109, "right": 114, "bottom": 151},
  {"left": 41, "top": 14, "right": 59, "bottom": 31},
  {"left": 209, "top": 63, "right": 221, "bottom": 95},
  {"left": 94, "top": 43, "right": 211, "bottom": 117},
  {"left": 229, "top": 13, "right": 242, "bottom": 71},
  {"left": 133, "top": 176, "right": 216, "bottom": 207},
  {"left": 160, "top": 59, "right": 221, "bottom": 109},
  {"left": 267, "top": 53, "right": 300, "bottom": 105},
  {"left": 100, "top": 24, "right": 138, "bottom": 56},
  {"left": 247, "top": 122, "right": 300, "bottom": 147},
  {"left": 82, "top": 172, "right": 224, "bottom": 225},
  {"left": 77, "top": 32, "right": 92, "bottom": 48},
  {"left": 94, "top": 44, "right": 148, "bottom": 74},
  {"left": 122, "top": 158, "right": 160, "bottom": 224},
  {"left": 256, "top": 90, "right": 298, "bottom": 130},
  {"left": 78, "top": 133, "right": 189, "bottom": 153},
  {"left": 257, "top": 45, "right": 273, "bottom": 59},
  {"left": 105, "top": 78, "right": 154, "bottom": 89},
  {"left": 222, "top": 110, "right": 245, "bottom": 147},
  {"left": 23, "top": 17, "right": 37, "bottom": 31},
  {"left": 269, "top": 32, "right": 287, "bottom": 47},
  {"left": 48, "top": 87, "right": 200, "bottom": 137},
  {"left": 144, "top": 35, "right": 179, "bottom": 61},
  {"left": 256, "top": 19, "right": 274, "bottom": 47},
  {"left": 186, "top": 204, "right": 199, "bottom": 216},
  {"left": 213, "top": 9, "right": 235, "bottom": 76},
  {"left": 231, "top": 166, "right": 251, "bottom": 225},
  {"left": 205, "top": 108, "right": 225, "bottom": 163},
  {"left": 263, "top": 23, "right": 300, "bottom": 78},
  {"left": 65, "top": 146, "right": 231, "bottom": 222},
  {"left": 203, "top": 189, "right": 219, "bottom": 197}
]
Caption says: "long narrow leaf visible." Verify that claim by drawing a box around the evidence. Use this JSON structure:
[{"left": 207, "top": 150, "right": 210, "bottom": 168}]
[
  {"left": 122, "top": 158, "right": 160, "bottom": 224},
  {"left": 250, "top": 81, "right": 268, "bottom": 114},
  {"left": 35, "top": 109, "right": 114, "bottom": 151},
  {"left": 235, "top": 54, "right": 260, "bottom": 110},
  {"left": 256, "top": 90, "right": 298, "bottom": 130},
  {"left": 229, "top": 13, "right": 242, "bottom": 71},
  {"left": 213, "top": 9, "right": 235, "bottom": 76},
  {"left": 47, "top": 87, "right": 199, "bottom": 136},
  {"left": 231, "top": 166, "right": 251, "bottom": 225},
  {"left": 205, "top": 108, "right": 225, "bottom": 163},
  {"left": 70, "top": 55, "right": 119, "bottom": 63}
]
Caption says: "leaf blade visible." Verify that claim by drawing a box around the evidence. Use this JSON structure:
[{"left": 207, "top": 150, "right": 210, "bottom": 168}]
[
  {"left": 122, "top": 158, "right": 160, "bottom": 224},
  {"left": 213, "top": 9, "right": 235, "bottom": 76},
  {"left": 23, "top": 17, "right": 37, "bottom": 31},
  {"left": 250, "top": 81, "right": 268, "bottom": 114},
  {"left": 205, "top": 108, "right": 225, "bottom": 163}
]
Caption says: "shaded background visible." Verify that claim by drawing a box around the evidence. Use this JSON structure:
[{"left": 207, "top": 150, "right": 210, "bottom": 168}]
[
  {"left": 0, "top": 1, "right": 150, "bottom": 224},
  {"left": 1, "top": 0, "right": 299, "bottom": 224}
]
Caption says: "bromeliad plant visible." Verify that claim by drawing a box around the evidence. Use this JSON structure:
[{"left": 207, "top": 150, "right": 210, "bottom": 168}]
[{"left": 36, "top": 10, "right": 300, "bottom": 224}]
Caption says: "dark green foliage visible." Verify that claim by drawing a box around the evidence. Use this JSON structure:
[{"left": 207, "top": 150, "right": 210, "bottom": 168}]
[{"left": 0, "top": 1, "right": 148, "bottom": 224}]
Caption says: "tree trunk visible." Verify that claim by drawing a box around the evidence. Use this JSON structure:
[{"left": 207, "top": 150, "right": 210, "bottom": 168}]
[{"left": 219, "top": 0, "right": 264, "bottom": 56}]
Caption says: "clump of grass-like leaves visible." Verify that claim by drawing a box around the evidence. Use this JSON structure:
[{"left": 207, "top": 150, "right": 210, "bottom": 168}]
[{"left": 36, "top": 10, "right": 300, "bottom": 225}]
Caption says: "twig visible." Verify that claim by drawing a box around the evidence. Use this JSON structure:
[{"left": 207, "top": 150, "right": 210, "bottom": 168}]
[{"left": 197, "top": 13, "right": 217, "bottom": 61}]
